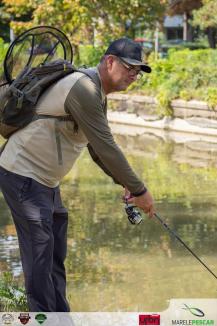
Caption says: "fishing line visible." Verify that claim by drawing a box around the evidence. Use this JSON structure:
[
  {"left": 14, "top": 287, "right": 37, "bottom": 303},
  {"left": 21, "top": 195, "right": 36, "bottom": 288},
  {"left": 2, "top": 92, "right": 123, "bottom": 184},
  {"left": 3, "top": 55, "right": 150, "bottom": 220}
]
[{"left": 154, "top": 212, "right": 217, "bottom": 281}]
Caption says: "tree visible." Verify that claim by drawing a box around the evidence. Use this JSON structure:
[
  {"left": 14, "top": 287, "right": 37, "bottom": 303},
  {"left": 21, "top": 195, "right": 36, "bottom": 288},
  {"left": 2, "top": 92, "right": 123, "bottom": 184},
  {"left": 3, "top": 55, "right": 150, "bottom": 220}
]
[
  {"left": 0, "top": 1, "right": 12, "bottom": 42},
  {"left": 1, "top": 0, "right": 167, "bottom": 45},
  {"left": 192, "top": 0, "right": 217, "bottom": 48},
  {"left": 168, "top": 0, "right": 202, "bottom": 14},
  {"left": 82, "top": 0, "right": 167, "bottom": 41},
  {"left": 1, "top": 0, "right": 34, "bottom": 41},
  {"left": 167, "top": 0, "right": 202, "bottom": 41},
  {"left": 2, "top": 0, "right": 91, "bottom": 45}
]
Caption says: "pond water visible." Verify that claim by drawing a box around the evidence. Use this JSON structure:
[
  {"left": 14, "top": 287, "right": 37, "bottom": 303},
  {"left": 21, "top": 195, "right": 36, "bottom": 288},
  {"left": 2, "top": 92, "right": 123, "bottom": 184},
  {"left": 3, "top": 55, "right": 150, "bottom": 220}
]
[{"left": 0, "top": 125, "right": 217, "bottom": 311}]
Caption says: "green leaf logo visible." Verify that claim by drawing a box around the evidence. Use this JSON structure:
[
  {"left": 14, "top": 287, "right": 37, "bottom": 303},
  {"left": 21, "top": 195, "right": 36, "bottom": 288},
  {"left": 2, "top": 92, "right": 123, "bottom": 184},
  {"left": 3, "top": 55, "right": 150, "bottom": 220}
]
[{"left": 35, "top": 313, "right": 47, "bottom": 324}]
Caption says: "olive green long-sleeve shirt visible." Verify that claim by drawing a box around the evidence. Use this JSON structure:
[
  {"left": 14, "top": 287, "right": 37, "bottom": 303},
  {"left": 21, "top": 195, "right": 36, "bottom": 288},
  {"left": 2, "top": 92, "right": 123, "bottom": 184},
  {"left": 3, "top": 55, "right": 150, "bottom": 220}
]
[
  {"left": 0, "top": 68, "right": 145, "bottom": 194},
  {"left": 65, "top": 72, "right": 145, "bottom": 194}
]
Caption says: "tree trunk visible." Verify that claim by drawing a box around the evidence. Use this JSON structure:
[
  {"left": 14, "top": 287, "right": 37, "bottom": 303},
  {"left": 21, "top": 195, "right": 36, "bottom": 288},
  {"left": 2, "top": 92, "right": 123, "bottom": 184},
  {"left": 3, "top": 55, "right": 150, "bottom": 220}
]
[
  {"left": 186, "top": 13, "right": 194, "bottom": 42},
  {"left": 183, "top": 12, "right": 187, "bottom": 41},
  {"left": 206, "top": 27, "right": 217, "bottom": 49}
]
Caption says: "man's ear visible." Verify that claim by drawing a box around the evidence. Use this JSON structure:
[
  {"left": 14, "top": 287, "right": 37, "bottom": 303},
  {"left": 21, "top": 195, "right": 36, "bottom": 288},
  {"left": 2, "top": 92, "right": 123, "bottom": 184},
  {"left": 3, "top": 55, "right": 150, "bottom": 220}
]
[{"left": 106, "top": 55, "right": 115, "bottom": 70}]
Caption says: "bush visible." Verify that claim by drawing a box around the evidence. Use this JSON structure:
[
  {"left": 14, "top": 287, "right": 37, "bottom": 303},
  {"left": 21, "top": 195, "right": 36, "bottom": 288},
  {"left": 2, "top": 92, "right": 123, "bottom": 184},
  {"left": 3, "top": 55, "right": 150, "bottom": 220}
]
[
  {"left": 129, "top": 48, "right": 217, "bottom": 116},
  {"left": 0, "top": 272, "right": 28, "bottom": 311},
  {"left": 205, "top": 87, "right": 217, "bottom": 110},
  {"left": 75, "top": 45, "right": 106, "bottom": 67},
  {"left": 160, "top": 40, "right": 208, "bottom": 58}
]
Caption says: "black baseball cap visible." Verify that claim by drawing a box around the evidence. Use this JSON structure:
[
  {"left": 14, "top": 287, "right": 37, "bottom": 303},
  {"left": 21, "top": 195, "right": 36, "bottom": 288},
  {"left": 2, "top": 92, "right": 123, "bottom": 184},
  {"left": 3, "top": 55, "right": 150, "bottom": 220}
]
[{"left": 105, "top": 38, "right": 151, "bottom": 73}]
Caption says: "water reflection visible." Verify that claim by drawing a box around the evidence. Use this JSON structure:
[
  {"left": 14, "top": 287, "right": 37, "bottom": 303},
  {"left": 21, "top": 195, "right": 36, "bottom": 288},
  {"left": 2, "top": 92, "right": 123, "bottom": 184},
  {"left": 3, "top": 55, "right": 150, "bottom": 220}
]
[
  {"left": 0, "top": 235, "right": 22, "bottom": 277},
  {"left": 0, "top": 199, "right": 22, "bottom": 277},
  {"left": 0, "top": 128, "right": 217, "bottom": 311}
]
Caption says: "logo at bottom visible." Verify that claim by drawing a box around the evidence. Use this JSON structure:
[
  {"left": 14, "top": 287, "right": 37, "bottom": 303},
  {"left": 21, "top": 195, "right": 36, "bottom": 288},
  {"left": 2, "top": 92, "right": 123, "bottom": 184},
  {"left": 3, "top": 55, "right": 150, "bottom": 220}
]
[
  {"left": 2, "top": 314, "right": 14, "bottom": 325},
  {"left": 35, "top": 313, "right": 47, "bottom": 324},
  {"left": 18, "top": 313, "right": 31, "bottom": 325},
  {"left": 139, "top": 314, "right": 160, "bottom": 325}
]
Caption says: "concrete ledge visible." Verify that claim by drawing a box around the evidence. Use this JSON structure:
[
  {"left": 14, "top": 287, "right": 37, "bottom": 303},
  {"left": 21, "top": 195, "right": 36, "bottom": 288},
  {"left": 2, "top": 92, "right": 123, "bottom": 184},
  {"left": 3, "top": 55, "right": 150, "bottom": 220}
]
[
  {"left": 107, "top": 93, "right": 217, "bottom": 119},
  {"left": 171, "top": 99, "right": 209, "bottom": 110},
  {"left": 108, "top": 93, "right": 157, "bottom": 104},
  {"left": 108, "top": 111, "right": 217, "bottom": 137}
]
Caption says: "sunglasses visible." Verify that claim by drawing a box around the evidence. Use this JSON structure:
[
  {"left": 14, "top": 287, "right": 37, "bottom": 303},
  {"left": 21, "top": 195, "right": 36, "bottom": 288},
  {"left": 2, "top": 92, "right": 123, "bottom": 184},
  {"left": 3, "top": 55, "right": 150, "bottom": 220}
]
[{"left": 118, "top": 58, "right": 143, "bottom": 79}]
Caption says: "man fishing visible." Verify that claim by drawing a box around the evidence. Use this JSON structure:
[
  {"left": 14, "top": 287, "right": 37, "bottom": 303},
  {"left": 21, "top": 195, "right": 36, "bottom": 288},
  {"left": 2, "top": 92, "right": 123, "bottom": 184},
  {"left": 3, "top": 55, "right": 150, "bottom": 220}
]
[{"left": 0, "top": 37, "right": 155, "bottom": 311}]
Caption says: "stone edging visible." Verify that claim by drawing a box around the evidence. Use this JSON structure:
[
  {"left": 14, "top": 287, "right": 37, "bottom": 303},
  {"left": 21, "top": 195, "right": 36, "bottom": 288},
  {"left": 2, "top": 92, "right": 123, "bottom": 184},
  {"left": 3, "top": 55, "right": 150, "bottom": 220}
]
[
  {"left": 107, "top": 94, "right": 217, "bottom": 136},
  {"left": 108, "top": 93, "right": 210, "bottom": 110}
]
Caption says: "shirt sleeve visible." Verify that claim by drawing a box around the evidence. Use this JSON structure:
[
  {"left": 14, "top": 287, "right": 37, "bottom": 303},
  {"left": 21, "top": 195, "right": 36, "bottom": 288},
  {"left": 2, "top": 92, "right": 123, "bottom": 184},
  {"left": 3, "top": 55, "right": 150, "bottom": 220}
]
[
  {"left": 64, "top": 75, "right": 145, "bottom": 194},
  {"left": 87, "top": 143, "right": 121, "bottom": 185}
]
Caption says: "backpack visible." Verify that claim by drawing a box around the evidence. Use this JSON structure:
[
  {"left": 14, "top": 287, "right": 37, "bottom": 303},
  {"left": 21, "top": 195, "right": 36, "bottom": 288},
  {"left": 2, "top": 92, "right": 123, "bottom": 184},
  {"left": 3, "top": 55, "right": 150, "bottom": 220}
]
[
  {"left": 0, "top": 26, "right": 75, "bottom": 139},
  {"left": 0, "top": 59, "right": 76, "bottom": 138}
]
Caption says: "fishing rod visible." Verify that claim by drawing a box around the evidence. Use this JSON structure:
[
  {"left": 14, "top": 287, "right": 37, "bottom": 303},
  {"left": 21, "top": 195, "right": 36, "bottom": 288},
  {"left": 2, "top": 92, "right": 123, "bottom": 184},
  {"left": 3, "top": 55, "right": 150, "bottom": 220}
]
[
  {"left": 124, "top": 201, "right": 217, "bottom": 280},
  {"left": 154, "top": 212, "right": 217, "bottom": 281}
]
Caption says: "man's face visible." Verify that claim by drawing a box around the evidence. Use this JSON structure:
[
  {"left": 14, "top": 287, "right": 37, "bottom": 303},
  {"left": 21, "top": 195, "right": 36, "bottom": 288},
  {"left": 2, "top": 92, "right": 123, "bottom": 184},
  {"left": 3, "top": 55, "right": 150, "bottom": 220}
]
[{"left": 106, "top": 55, "right": 142, "bottom": 92}]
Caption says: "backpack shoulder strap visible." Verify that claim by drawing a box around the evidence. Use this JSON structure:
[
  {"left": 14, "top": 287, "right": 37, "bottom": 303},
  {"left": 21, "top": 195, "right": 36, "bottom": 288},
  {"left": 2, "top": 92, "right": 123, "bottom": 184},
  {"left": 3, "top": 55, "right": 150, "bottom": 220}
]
[{"left": 77, "top": 68, "right": 101, "bottom": 90}]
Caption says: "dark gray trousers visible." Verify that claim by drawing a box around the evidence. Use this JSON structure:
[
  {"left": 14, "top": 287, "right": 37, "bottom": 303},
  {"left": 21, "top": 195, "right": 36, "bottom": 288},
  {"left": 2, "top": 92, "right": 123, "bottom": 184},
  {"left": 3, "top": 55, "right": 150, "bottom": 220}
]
[{"left": 0, "top": 166, "right": 70, "bottom": 312}]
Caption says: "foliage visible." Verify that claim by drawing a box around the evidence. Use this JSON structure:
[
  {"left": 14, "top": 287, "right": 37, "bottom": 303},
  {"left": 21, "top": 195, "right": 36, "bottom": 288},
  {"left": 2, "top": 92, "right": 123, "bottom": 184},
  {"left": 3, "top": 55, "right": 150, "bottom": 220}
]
[
  {"left": 160, "top": 40, "right": 208, "bottom": 54},
  {"left": 0, "top": 2, "right": 11, "bottom": 42},
  {"left": 0, "top": 38, "right": 9, "bottom": 77},
  {"left": 192, "top": 0, "right": 217, "bottom": 30},
  {"left": 128, "top": 48, "right": 217, "bottom": 115},
  {"left": 191, "top": 0, "right": 217, "bottom": 48},
  {"left": 75, "top": 44, "right": 105, "bottom": 67},
  {"left": 205, "top": 87, "right": 217, "bottom": 110},
  {"left": 156, "top": 88, "right": 174, "bottom": 117},
  {"left": 168, "top": 0, "right": 202, "bottom": 15},
  {"left": 2, "top": 0, "right": 166, "bottom": 45},
  {"left": 2, "top": 0, "right": 92, "bottom": 46},
  {"left": 0, "top": 272, "right": 27, "bottom": 311},
  {"left": 179, "top": 89, "right": 191, "bottom": 101},
  {"left": 82, "top": 0, "right": 167, "bottom": 40}
]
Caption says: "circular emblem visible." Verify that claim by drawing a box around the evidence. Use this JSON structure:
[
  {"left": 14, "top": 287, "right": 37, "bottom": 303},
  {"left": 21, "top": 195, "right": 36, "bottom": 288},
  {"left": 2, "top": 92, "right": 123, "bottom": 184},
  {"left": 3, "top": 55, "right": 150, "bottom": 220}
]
[{"left": 2, "top": 313, "right": 14, "bottom": 325}]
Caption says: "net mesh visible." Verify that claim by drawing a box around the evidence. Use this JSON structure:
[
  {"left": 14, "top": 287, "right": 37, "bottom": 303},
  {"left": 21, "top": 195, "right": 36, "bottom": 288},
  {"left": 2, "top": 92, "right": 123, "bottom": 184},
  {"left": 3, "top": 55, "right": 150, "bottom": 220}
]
[{"left": 2, "top": 26, "right": 73, "bottom": 84}]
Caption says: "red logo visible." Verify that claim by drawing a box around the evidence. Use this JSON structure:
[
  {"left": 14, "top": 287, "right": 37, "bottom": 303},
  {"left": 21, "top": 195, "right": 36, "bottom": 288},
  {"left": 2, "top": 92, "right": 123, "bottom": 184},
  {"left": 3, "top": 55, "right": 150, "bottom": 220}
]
[
  {"left": 139, "top": 314, "right": 160, "bottom": 325},
  {"left": 18, "top": 313, "right": 31, "bottom": 325}
]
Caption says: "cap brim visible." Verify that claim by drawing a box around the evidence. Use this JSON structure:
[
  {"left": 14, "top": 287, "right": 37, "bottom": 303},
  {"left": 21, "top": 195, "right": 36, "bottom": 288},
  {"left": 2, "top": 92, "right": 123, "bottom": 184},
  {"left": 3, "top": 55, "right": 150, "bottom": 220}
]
[{"left": 120, "top": 57, "right": 152, "bottom": 73}]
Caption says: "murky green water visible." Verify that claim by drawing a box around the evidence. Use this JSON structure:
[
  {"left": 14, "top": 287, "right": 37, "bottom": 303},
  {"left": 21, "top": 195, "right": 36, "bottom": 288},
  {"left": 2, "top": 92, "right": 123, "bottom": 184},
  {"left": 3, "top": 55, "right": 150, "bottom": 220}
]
[{"left": 0, "top": 127, "right": 217, "bottom": 311}]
